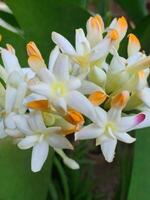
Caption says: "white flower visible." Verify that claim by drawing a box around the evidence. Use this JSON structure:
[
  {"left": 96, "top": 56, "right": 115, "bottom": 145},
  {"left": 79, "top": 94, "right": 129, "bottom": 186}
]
[
  {"left": 51, "top": 16, "right": 126, "bottom": 77},
  {"left": 15, "top": 111, "right": 73, "bottom": 172},
  {"left": 75, "top": 91, "right": 145, "bottom": 162},
  {"left": 27, "top": 42, "right": 97, "bottom": 122}
]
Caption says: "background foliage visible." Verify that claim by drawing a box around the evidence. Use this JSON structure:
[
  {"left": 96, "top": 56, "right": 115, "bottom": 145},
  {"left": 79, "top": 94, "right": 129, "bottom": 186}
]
[{"left": 0, "top": 0, "right": 150, "bottom": 199}]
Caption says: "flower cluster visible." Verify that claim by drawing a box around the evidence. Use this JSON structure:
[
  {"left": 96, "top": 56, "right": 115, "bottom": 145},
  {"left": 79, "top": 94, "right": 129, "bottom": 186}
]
[{"left": 0, "top": 15, "right": 150, "bottom": 172}]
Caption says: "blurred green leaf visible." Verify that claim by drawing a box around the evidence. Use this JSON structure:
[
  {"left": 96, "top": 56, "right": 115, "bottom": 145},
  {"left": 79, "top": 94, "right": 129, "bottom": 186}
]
[
  {"left": 134, "top": 15, "right": 150, "bottom": 54},
  {"left": 115, "top": 0, "right": 148, "bottom": 24},
  {"left": 0, "top": 139, "right": 53, "bottom": 200},
  {"left": 127, "top": 128, "right": 150, "bottom": 200},
  {"left": 5, "top": 0, "right": 90, "bottom": 62},
  {"left": 0, "top": 10, "right": 20, "bottom": 28},
  {"left": 65, "top": 0, "right": 88, "bottom": 8}
]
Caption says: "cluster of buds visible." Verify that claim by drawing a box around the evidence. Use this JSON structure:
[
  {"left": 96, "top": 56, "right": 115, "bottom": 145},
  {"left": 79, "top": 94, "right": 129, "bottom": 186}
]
[{"left": 0, "top": 15, "right": 149, "bottom": 172}]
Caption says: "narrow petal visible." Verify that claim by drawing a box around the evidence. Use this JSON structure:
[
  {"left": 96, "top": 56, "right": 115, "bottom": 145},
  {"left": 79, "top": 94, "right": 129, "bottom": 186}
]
[
  {"left": 5, "top": 86, "right": 17, "bottom": 113},
  {"left": 48, "top": 45, "right": 60, "bottom": 70},
  {"left": 18, "top": 135, "right": 38, "bottom": 149},
  {"left": 53, "top": 54, "right": 69, "bottom": 81},
  {"left": 138, "top": 87, "right": 150, "bottom": 107},
  {"left": 37, "top": 68, "right": 56, "bottom": 84},
  {"left": 128, "top": 33, "right": 141, "bottom": 57},
  {"left": 66, "top": 91, "right": 97, "bottom": 123},
  {"left": 14, "top": 115, "right": 33, "bottom": 135},
  {"left": 135, "top": 111, "right": 150, "bottom": 129},
  {"left": 119, "top": 113, "right": 145, "bottom": 132},
  {"left": 67, "top": 76, "right": 81, "bottom": 90},
  {"left": 116, "top": 132, "right": 136, "bottom": 143},
  {"left": 29, "top": 82, "right": 50, "bottom": 98},
  {"left": 52, "top": 32, "right": 76, "bottom": 55},
  {"left": 29, "top": 111, "right": 46, "bottom": 130},
  {"left": 0, "top": 119, "right": 7, "bottom": 138},
  {"left": 86, "top": 15, "right": 104, "bottom": 47},
  {"left": 48, "top": 133, "right": 73, "bottom": 149},
  {"left": 53, "top": 97, "right": 67, "bottom": 114},
  {"left": 75, "top": 28, "right": 90, "bottom": 55},
  {"left": 101, "top": 138, "right": 117, "bottom": 162},
  {"left": 79, "top": 80, "right": 104, "bottom": 95},
  {"left": 75, "top": 123, "right": 102, "bottom": 140},
  {"left": 1, "top": 48, "right": 21, "bottom": 74},
  {"left": 5, "top": 129, "right": 22, "bottom": 137},
  {"left": 31, "top": 140, "right": 49, "bottom": 172}
]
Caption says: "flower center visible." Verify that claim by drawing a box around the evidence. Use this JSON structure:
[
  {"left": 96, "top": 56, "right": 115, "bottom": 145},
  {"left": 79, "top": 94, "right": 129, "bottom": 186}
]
[
  {"left": 104, "top": 121, "right": 117, "bottom": 136},
  {"left": 51, "top": 82, "right": 67, "bottom": 96}
]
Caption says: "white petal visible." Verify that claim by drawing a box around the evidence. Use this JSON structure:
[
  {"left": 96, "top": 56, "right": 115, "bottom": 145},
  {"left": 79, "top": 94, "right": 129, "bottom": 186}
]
[
  {"left": 101, "top": 138, "right": 117, "bottom": 162},
  {"left": 1, "top": 48, "right": 21, "bottom": 74},
  {"left": 79, "top": 80, "right": 104, "bottom": 95},
  {"left": 37, "top": 68, "right": 56, "bottom": 84},
  {"left": 53, "top": 97, "right": 67, "bottom": 113},
  {"left": 14, "top": 115, "right": 33, "bottom": 135},
  {"left": 119, "top": 113, "right": 145, "bottom": 132},
  {"left": 116, "top": 132, "right": 136, "bottom": 143},
  {"left": 95, "top": 106, "right": 107, "bottom": 124},
  {"left": 0, "top": 119, "right": 7, "bottom": 138},
  {"left": 139, "top": 87, "right": 150, "bottom": 107},
  {"left": 14, "top": 83, "right": 27, "bottom": 113},
  {"left": 4, "top": 113, "right": 16, "bottom": 129},
  {"left": 66, "top": 91, "right": 97, "bottom": 123},
  {"left": 48, "top": 45, "right": 60, "bottom": 70},
  {"left": 53, "top": 54, "right": 69, "bottom": 81},
  {"left": 31, "top": 140, "right": 49, "bottom": 172},
  {"left": 5, "top": 129, "right": 23, "bottom": 137},
  {"left": 75, "top": 28, "right": 90, "bottom": 55},
  {"left": 28, "top": 111, "right": 46, "bottom": 131},
  {"left": 18, "top": 135, "right": 38, "bottom": 149},
  {"left": 90, "top": 38, "right": 110, "bottom": 61},
  {"left": 52, "top": 32, "right": 76, "bottom": 55},
  {"left": 5, "top": 86, "right": 17, "bottom": 113},
  {"left": 135, "top": 111, "right": 150, "bottom": 129},
  {"left": 68, "top": 76, "right": 81, "bottom": 90},
  {"left": 48, "top": 134, "right": 73, "bottom": 149},
  {"left": 75, "top": 123, "right": 102, "bottom": 140},
  {"left": 29, "top": 83, "right": 50, "bottom": 98}
]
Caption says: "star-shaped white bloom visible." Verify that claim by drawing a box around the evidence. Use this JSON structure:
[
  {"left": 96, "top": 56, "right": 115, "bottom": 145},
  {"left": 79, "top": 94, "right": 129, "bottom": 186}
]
[
  {"left": 75, "top": 91, "right": 145, "bottom": 162},
  {"left": 27, "top": 42, "right": 98, "bottom": 122},
  {"left": 14, "top": 111, "right": 75, "bottom": 172}
]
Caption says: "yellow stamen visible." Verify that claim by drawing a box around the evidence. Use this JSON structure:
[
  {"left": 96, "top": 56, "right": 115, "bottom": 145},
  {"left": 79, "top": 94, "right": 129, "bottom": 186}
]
[
  {"left": 6, "top": 44, "right": 15, "bottom": 54},
  {"left": 108, "top": 29, "right": 119, "bottom": 41},
  {"left": 111, "top": 91, "right": 129, "bottom": 108},
  {"left": 27, "top": 41, "right": 43, "bottom": 60},
  {"left": 0, "top": 34, "right": 2, "bottom": 42},
  {"left": 89, "top": 91, "right": 107, "bottom": 106},
  {"left": 26, "top": 100, "right": 49, "bottom": 111}
]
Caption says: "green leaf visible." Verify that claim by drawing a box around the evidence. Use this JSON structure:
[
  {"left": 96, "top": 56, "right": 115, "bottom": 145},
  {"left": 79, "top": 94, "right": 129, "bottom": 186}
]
[
  {"left": 115, "top": 0, "right": 148, "bottom": 24},
  {"left": 134, "top": 15, "right": 150, "bottom": 54},
  {"left": 0, "top": 139, "right": 54, "bottom": 200},
  {"left": 127, "top": 128, "right": 150, "bottom": 200},
  {"left": 5, "top": 0, "right": 90, "bottom": 62},
  {"left": 0, "top": 10, "right": 20, "bottom": 28}
]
